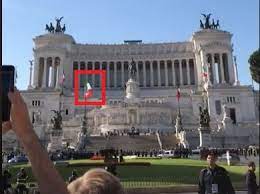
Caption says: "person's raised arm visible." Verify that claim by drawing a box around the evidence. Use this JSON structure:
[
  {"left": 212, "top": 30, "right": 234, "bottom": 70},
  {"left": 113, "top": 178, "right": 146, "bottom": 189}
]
[{"left": 2, "top": 88, "right": 69, "bottom": 194}]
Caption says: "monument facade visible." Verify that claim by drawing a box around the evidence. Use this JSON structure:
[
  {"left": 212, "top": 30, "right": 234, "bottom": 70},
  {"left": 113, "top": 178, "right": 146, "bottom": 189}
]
[{"left": 18, "top": 16, "right": 259, "bottom": 149}]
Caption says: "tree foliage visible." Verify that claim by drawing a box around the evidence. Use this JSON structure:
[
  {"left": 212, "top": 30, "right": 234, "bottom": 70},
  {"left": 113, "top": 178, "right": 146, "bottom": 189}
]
[{"left": 248, "top": 49, "right": 260, "bottom": 84}]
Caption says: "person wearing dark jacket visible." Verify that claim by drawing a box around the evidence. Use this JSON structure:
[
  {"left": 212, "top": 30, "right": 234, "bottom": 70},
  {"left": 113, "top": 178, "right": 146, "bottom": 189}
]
[
  {"left": 198, "top": 152, "right": 235, "bottom": 194},
  {"left": 245, "top": 161, "right": 259, "bottom": 194},
  {"left": 68, "top": 170, "right": 78, "bottom": 183}
]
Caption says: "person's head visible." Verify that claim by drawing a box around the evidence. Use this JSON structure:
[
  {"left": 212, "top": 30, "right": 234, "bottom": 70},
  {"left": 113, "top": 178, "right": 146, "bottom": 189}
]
[
  {"left": 207, "top": 152, "right": 217, "bottom": 167},
  {"left": 20, "top": 168, "right": 25, "bottom": 172},
  {"left": 248, "top": 161, "right": 256, "bottom": 172},
  {"left": 67, "top": 168, "right": 124, "bottom": 194},
  {"left": 72, "top": 170, "right": 77, "bottom": 176},
  {"left": 3, "top": 169, "right": 9, "bottom": 175}
]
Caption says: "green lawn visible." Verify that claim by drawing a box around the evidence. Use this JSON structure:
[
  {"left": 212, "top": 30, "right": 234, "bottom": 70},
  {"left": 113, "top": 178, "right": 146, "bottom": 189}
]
[{"left": 6, "top": 158, "right": 259, "bottom": 188}]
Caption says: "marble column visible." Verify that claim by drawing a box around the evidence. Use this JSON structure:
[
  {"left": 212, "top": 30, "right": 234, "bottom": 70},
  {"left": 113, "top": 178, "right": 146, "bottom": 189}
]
[
  {"left": 28, "top": 61, "right": 33, "bottom": 88},
  {"left": 143, "top": 61, "right": 146, "bottom": 87},
  {"left": 114, "top": 62, "right": 117, "bottom": 88},
  {"left": 107, "top": 62, "right": 110, "bottom": 88},
  {"left": 165, "top": 60, "right": 168, "bottom": 87},
  {"left": 92, "top": 62, "right": 95, "bottom": 87},
  {"left": 158, "top": 61, "right": 161, "bottom": 87},
  {"left": 233, "top": 56, "right": 240, "bottom": 85},
  {"left": 99, "top": 62, "right": 103, "bottom": 88},
  {"left": 50, "top": 59, "right": 55, "bottom": 88},
  {"left": 187, "top": 60, "right": 191, "bottom": 85},
  {"left": 136, "top": 61, "right": 139, "bottom": 82},
  {"left": 219, "top": 54, "right": 226, "bottom": 83},
  {"left": 227, "top": 53, "right": 234, "bottom": 84},
  {"left": 32, "top": 57, "right": 39, "bottom": 88},
  {"left": 53, "top": 64, "right": 58, "bottom": 88},
  {"left": 55, "top": 64, "right": 60, "bottom": 89},
  {"left": 200, "top": 50, "right": 207, "bottom": 84},
  {"left": 179, "top": 60, "right": 183, "bottom": 86},
  {"left": 150, "top": 61, "right": 154, "bottom": 87},
  {"left": 121, "top": 61, "right": 124, "bottom": 88},
  {"left": 211, "top": 54, "right": 216, "bottom": 84},
  {"left": 172, "top": 60, "right": 176, "bottom": 86},
  {"left": 42, "top": 60, "right": 48, "bottom": 88}
]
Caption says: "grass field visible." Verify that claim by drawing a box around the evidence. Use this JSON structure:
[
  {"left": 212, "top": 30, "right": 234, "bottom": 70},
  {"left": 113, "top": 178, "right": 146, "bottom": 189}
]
[{"left": 6, "top": 158, "right": 259, "bottom": 188}]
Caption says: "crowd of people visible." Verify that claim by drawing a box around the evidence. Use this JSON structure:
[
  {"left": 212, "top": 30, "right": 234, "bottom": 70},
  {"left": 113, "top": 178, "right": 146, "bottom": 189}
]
[
  {"left": 100, "top": 128, "right": 175, "bottom": 137},
  {"left": 3, "top": 168, "right": 30, "bottom": 194},
  {"left": 2, "top": 88, "right": 259, "bottom": 194},
  {"left": 199, "top": 147, "right": 260, "bottom": 160}
]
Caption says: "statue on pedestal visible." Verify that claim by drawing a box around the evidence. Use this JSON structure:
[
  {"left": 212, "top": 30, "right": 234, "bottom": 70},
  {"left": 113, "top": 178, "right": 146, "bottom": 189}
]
[
  {"left": 55, "top": 17, "right": 63, "bottom": 33},
  {"left": 199, "top": 106, "right": 210, "bottom": 128},
  {"left": 45, "top": 17, "right": 66, "bottom": 34},
  {"left": 179, "top": 131, "right": 189, "bottom": 149},
  {"left": 221, "top": 104, "right": 234, "bottom": 135},
  {"left": 200, "top": 14, "right": 220, "bottom": 30},
  {"left": 198, "top": 104, "right": 211, "bottom": 148},
  {"left": 128, "top": 59, "right": 137, "bottom": 79},
  {"left": 50, "top": 110, "right": 63, "bottom": 130},
  {"left": 47, "top": 109, "right": 63, "bottom": 152},
  {"left": 175, "top": 113, "right": 183, "bottom": 135},
  {"left": 76, "top": 116, "right": 89, "bottom": 151},
  {"left": 201, "top": 13, "right": 212, "bottom": 29}
]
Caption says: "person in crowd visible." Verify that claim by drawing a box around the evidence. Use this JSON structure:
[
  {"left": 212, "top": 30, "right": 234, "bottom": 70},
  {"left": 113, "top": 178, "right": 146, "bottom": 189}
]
[
  {"left": 68, "top": 168, "right": 124, "bottom": 194},
  {"left": 17, "top": 168, "right": 28, "bottom": 180},
  {"left": 16, "top": 168, "right": 29, "bottom": 194},
  {"left": 68, "top": 170, "right": 78, "bottom": 183},
  {"left": 2, "top": 88, "right": 124, "bottom": 194},
  {"left": 3, "top": 169, "right": 12, "bottom": 193},
  {"left": 245, "top": 161, "right": 259, "bottom": 194},
  {"left": 198, "top": 152, "right": 235, "bottom": 194}
]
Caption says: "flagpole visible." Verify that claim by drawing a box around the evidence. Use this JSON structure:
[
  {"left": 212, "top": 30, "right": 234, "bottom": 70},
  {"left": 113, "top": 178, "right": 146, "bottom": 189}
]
[
  {"left": 84, "top": 85, "right": 86, "bottom": 119},
  {"left": 59, "top": 71, "right": 65, "bottom": 112},
  {"left": 178, "top": 98, "right": 181, "bottom": 116},
  {"left": 177, "top": 86, "right": 181, "bottom": 116},
  {"left": 59, "top": 82, "right": 63, "bottom": 112}
]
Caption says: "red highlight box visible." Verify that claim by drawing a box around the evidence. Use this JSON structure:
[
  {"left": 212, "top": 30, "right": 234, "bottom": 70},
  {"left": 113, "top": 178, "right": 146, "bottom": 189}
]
[{"left": 74, "top": 70, "right": 106, "bottom": 106}]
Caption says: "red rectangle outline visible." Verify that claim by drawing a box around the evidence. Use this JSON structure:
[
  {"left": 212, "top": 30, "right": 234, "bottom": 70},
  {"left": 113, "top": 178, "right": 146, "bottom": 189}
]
[{"left": 74, "top": 70, "right": 106, "bottom": 106}]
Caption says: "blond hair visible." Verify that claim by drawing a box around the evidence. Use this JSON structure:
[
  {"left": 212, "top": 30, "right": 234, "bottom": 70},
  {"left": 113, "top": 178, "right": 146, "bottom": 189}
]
[{"left": 67, "top": 168, "right": 124, "bottom": 194}]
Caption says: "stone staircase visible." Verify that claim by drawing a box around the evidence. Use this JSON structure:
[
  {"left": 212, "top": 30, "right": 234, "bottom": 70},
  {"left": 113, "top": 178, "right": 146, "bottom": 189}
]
[
  {"left": 86, "top": 135, "right": 160, "bottom": 151},
  {"left": 159, "top": 133, "right": 179, "bottom": 150},
  {"left": 85, "top": 134, "right": 178, "bottom": 152}
]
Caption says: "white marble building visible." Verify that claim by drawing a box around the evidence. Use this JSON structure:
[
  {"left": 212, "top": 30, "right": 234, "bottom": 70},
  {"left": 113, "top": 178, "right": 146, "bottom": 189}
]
[{"left": 19, "top": 24, "right": 259, "bottom": 148}]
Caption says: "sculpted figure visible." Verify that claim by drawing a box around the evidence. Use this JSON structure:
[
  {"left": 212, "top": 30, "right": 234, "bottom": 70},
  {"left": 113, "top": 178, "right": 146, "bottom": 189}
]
[
  {"left": 55, "top": 17, "right": 63, "bottom": 33},
  {"left": 128, "top": 59, "right": 137, "bottom": 79},
  {"left": 201, "top": 13, "right": 212, "bottom": 29},
  {"left": 50, "top": 110, "right": 63, "bottom": 130}
]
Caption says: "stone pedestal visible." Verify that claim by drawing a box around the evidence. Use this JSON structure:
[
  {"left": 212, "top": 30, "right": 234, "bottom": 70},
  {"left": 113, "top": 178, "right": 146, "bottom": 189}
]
[
  {"left": 178, "top": 131, "right": 189, "bottom": 148},
  {"left": 124, "top": 78, "right": 140, "bottom": 104},
  {"left": 221, "top": 104, "right": 235, "bottom": 136},
  {"left": 175, "top": 114, "right": 182, "bottom": 135},
  {"left": 198, "top": 127, "right": 212, "bottom": 148},
  {"left": 47, "top": 130, "right": 63, "bottom": 152},
  {"left": 75, "top": 118, "right": 88, "bottom": 151}
]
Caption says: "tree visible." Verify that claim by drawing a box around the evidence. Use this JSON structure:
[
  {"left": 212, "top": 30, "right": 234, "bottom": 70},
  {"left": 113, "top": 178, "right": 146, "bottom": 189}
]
[{"left": 248, "top": 49, "right": 260, "bottom": 84}]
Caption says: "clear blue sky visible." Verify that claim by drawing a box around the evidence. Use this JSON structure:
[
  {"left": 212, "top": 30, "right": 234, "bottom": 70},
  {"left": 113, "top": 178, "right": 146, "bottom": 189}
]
[{"left": 3, "top": 0, "right": 259, "bottom": 90}]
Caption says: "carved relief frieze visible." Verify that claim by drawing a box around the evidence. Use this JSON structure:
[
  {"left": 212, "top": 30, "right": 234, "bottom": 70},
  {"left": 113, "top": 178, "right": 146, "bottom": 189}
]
[{"left": 202, "top": 41, "right": 231, "bottom": 51}]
